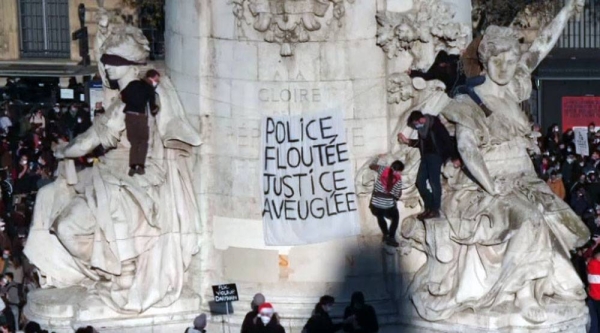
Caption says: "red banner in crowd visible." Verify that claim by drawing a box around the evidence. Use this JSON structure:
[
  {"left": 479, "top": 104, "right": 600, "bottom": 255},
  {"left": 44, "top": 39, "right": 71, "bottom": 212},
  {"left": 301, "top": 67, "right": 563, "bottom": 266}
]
[{"left": 562, "top": 96, "right": 600, "bottom": 131}]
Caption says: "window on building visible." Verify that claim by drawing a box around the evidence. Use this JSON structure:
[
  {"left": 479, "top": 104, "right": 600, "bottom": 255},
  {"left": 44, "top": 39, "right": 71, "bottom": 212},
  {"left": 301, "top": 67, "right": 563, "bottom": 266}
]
[
  {"left": 137, "top": 1, "right": 165, "bottom": 60},
  {"left": 18, "top": 0, "right": 70, "bottom": 58},
  {"left": 558, "top": 0, "right": 600, "bottom": 49}
]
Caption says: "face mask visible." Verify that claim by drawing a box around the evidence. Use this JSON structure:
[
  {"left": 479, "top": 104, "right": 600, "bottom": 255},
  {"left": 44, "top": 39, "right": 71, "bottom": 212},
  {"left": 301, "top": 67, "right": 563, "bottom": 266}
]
[
  {"left": 551, "top": 157, "right": 556, "bottom": 161},
  {"left": 567, "top": 148, "right": 573, "bottom": 153},
  {"left": 152, "top": 81, "right": 159, "bottom": 88},
  {"left": 414, "top": 124, "right": 424, "bottom": 129},
  {"left": 260, "top": 315, "right": 271, "bottom": 325},
  {"left": 323, "top": 305, "right": 331, "bottom": 313},
  {"left": 2, "top": 254, "right": 9, "bottom": 259},
  {"left": 20, "top": 160, "right": 27, "bottom": 165},
  {"left": 554, "top": 128, "right": 559, "bottom": 132},
  {"left": 0, "top": 227, "right": 5, "bottom": 232}
]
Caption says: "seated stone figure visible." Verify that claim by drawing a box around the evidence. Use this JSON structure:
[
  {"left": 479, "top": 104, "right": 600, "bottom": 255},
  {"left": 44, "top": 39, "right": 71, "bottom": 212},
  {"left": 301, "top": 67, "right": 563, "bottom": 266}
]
[
  {"left": 24, "top": 23, "right": 202, "bottom": 313},
  {"left": 407, "top": 0, "right": 589, "bottom": 324}
]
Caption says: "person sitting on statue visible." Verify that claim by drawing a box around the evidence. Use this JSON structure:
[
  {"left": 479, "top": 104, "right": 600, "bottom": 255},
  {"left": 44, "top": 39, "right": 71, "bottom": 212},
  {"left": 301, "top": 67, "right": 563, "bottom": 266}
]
[
  {"left": 368, "top": 157, "right": 404, "bottom": 247},
  {"left": 397, "top": 110, "right": 460, "bottom": 220},
  {"left": 119, "top": 69, "right": 161, "bottom": 176},
  {"left": 452, "top": 35, "right": 493, "bottom": 117}
]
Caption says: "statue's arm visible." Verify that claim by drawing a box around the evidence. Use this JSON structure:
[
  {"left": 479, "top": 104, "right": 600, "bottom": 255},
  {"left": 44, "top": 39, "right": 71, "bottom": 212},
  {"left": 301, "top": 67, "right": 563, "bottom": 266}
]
[
  {"left": 59, "top": 126, "right": 102, "bottom": 159},
  {"left": 521, "top": 0, "right": 584, "bottom": 73},
  {"left": 455, "top": 125, "right": 496, "bottom": 195}
]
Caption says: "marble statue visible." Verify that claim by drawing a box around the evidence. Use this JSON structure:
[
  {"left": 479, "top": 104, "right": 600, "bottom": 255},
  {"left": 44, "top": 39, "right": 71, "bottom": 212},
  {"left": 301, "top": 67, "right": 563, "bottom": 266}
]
[
  {"left": 376, "top": 0, "right": 470, "bottom": 71},
  {"left": 24, "top": 19, "right": 202, "bottom": 313},
  {"left": 396, "top": 0, "right": 589, "bottom": 324}
]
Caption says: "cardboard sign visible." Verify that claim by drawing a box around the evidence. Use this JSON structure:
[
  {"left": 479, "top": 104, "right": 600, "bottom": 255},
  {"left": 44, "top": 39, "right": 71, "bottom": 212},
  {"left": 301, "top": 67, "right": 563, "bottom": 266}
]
[{"left": 212, "top": 284, "right": 239, "bottom": 303}]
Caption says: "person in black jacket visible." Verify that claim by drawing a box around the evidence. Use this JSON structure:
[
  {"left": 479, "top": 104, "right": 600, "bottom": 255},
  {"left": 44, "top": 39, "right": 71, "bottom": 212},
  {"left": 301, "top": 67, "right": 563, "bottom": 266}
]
[
  {"left": 304, "top": 295, "right": 349, "bottom": 333},
  {"left": 118, "top": 69, "right": 161, "bottom": 177},
  {"left": 252, "top": 303, "right": 285, "bottom": 333},
  {"left": 343, "top": 292, "right": 378, "bottom": 333},
  {"left": 241, "top": 293, "right": 266, "bottom": 333},
  {"left": 398, "top": 110, "right": 460, "bottom": 219}
]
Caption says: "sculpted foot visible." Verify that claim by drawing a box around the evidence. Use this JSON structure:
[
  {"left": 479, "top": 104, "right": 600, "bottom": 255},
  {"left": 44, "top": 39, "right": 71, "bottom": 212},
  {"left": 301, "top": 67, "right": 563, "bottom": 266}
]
[
  {"left": 521, "top": 304, "right": 547, "bottom": 323},
  {"left": 516, "top": 295, "right": 547, "bottom": 323}
]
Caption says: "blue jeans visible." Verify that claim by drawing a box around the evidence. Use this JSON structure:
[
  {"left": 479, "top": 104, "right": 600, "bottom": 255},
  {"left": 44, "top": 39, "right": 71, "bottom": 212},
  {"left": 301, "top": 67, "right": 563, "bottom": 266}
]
[
  {"left": 589, "top": 298, "right": 599, "bottom": 333},
  {"left": 417, "top": 154, "right": 443, "bottom": 211},
  {"left": 454, "top": 75, "right": 486, "bottom": 105}
]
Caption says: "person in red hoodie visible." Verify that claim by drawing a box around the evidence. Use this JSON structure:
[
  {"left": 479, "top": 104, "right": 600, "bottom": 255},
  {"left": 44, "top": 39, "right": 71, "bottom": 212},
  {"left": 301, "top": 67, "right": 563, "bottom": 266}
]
[{"left": 587, "top": 244, "right": 600, "bottom": 333}]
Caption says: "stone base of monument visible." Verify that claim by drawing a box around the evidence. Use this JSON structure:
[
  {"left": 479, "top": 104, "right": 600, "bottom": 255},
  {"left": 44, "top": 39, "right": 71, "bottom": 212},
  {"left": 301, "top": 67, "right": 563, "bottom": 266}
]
[
  {"left": 396, "top": 301, "right": 588, "bottom": 333},
  {"left": 24, "top": 286, "right": 201, "bottom": 333}
]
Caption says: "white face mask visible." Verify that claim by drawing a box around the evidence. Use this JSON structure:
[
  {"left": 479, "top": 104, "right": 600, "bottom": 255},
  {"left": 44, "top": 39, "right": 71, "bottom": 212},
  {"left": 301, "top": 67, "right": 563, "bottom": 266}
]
[
  {"left": 260, "top": 315, "right": 271, "bottom": 325},
  {"left": 414, "top": 123, "right": 424, "bottom": 129},
  {"left": 20, "top": 160, "right": 27, "bottom": 165},
  {"left": 2, "top": 254, "right": 9, "bottom": 259}
]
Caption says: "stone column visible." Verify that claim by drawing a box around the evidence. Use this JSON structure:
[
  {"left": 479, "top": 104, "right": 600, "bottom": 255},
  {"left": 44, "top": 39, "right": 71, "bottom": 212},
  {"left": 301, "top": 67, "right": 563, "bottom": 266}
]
[
  {"left": 166, "top": 0, "right": 396, "bottom": 329},
  {"left": 0, "top": 0, "right": 20, "bottom": 60}
]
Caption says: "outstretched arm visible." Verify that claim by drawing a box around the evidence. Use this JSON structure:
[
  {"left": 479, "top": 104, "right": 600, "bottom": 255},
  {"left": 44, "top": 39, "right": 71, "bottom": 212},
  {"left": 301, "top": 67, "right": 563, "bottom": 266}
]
[{"left": 521, "top": 0, "right": 584, "bottom": 73}]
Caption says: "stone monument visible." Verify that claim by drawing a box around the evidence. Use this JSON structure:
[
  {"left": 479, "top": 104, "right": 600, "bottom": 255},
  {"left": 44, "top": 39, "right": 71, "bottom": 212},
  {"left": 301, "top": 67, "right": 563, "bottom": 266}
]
[
  {"left": 22, "top": 0, "right": 592, "bottom": 332},
  {"left": 367, "top": 0, "right": 590, "bottom": 331},
  {"left": 23, "top": 13, "right": 203, "bottom": 332}
]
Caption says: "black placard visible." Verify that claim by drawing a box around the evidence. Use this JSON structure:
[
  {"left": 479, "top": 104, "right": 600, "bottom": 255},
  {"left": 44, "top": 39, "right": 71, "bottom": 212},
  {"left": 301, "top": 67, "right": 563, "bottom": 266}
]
[{"left": 212, "top": 284, "right": 239, "bottom": 303}]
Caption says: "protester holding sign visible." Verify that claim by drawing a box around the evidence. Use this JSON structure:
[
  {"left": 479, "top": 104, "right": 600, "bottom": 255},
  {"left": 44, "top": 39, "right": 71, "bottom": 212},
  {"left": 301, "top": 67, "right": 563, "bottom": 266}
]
[{"left": 369, "top": 157, "right": 404, "bottom": 247}]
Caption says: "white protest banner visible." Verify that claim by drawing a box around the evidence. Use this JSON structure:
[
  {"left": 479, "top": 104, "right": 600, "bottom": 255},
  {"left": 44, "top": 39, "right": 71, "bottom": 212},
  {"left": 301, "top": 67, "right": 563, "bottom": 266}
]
[
  {"left": 573, "top": 127, "right": 589, "bottom": 156},
  {"left": 260, "top": 111, "right": 361, "bottom": 246}
]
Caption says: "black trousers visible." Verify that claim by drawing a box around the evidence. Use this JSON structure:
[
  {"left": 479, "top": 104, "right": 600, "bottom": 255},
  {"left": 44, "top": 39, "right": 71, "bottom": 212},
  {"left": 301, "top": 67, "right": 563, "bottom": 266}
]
[
  {"left": 370, "top": 205, "right": 399, "bottom": 238},
  {"left": 125, "top": 113, "right": 149, "bottom": 167}
]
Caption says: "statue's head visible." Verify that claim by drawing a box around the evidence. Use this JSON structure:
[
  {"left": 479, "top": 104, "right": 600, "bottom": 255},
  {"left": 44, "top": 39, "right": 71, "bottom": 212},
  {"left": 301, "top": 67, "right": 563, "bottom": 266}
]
[
  {"left": 388, "top": 73, "right": 414, "bottom": 101},
  {"left": 99, "top": 25, "right": 149, "bottom": 81},
  {"left": 479, "top": 26, "right": 521, "bottom": 86}
]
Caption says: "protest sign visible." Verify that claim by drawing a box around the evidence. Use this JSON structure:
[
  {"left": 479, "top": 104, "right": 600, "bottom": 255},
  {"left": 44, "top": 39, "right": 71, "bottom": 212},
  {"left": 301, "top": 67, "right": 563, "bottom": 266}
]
[
  {"left": 212, "top": 284, "right": 239, "bottom": 303},
  {"left": 573, "top": 127, "right": 589, "bottom": 156},
  {"left": 260, "top": 111, "right": 361, "bottom": 245}
]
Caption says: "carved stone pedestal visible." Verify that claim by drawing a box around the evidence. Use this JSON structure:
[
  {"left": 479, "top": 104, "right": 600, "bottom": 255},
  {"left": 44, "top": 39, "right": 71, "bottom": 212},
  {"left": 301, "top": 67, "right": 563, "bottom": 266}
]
[
  {"left": 24, "top": 286, "right": 201, "bottom": 333},
  {"left": 397, "top": 302, "right": 588, "bottom": 333}
]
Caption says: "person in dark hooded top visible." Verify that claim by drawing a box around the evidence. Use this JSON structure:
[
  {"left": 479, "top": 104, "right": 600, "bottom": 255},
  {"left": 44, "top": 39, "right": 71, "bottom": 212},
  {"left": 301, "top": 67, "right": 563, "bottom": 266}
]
[
  {"left": 304, "top": 296, "right": 352, "bottom": 333},
  {"left": 342, "top": 292, "right": 378, "bottom": 333}
]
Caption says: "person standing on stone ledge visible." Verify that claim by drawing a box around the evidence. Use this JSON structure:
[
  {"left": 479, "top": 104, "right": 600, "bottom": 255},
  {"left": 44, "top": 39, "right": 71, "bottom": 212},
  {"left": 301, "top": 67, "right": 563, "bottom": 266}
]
[
  {"left": 368, "top": 157, "right": 404, "bottom": 247},
  {"left": 115, "top": 67, "right": 161, "bottom": 177},
  {"left": 242, "top": 293, "right": 266, "bottom": 333},
  {"left": 398, "top": 110, "right": 460, "bottom": 219}
]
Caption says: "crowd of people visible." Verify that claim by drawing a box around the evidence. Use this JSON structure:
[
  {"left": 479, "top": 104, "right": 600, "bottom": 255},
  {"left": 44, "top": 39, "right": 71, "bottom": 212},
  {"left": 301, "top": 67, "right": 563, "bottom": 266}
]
[
  {"left": 0, "top": 82, "right": 105, "bottom": 331},
  {"left": 535, "top": 123, "right": 600, "bottom": 333},
  {"left": 236, "top": 292, "right": 378, "bottom": 333}
]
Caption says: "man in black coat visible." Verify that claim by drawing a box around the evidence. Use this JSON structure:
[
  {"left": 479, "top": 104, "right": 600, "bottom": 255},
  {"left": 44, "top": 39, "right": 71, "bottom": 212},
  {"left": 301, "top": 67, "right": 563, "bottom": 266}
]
[
  {"left": 241, "top": 293, "right": 265, "bottom": 333},
  {"left": 343, "top": 292, "right": 378, "bottom": 333},
  {"left": 398, "top": 110, "right": 460, "bottom": 219}
]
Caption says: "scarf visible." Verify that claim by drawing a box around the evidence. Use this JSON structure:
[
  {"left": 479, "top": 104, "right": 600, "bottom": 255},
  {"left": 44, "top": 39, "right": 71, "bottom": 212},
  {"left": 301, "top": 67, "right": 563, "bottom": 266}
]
[{"left": 380, "top": 167, "right": 401, "bottom": 192}]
